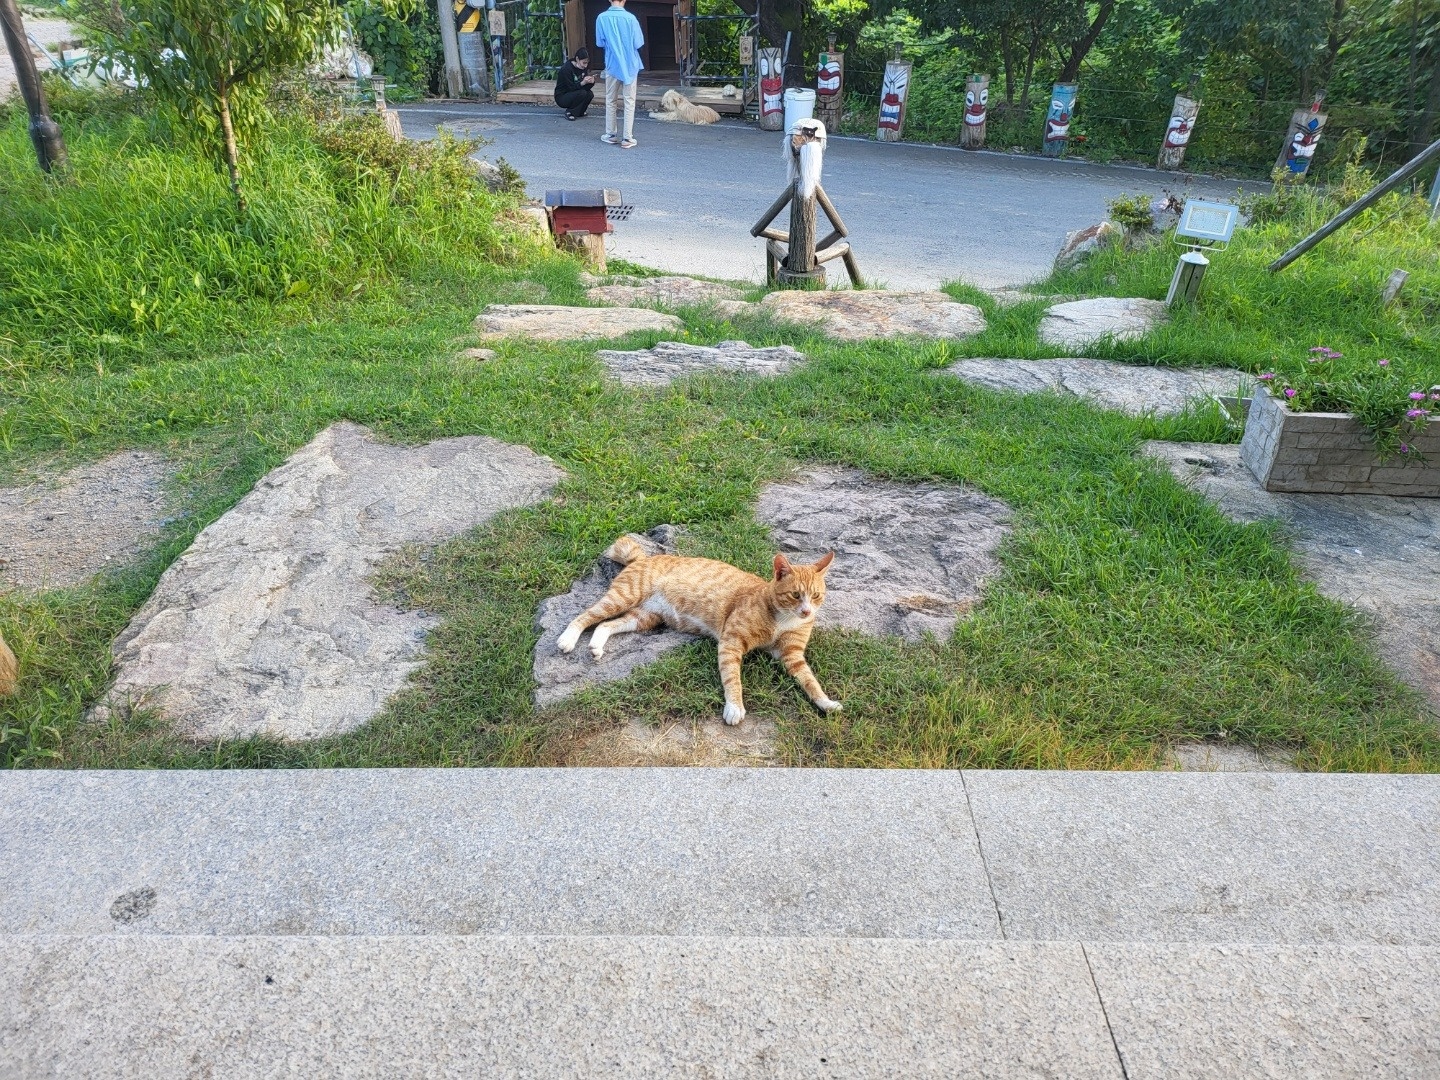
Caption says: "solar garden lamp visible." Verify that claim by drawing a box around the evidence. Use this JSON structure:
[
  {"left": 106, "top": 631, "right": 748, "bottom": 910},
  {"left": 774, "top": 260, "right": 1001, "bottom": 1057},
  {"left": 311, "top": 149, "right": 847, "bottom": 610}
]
[{"left": 1167, "top": 199, "right": 1239, "bottom": 307}]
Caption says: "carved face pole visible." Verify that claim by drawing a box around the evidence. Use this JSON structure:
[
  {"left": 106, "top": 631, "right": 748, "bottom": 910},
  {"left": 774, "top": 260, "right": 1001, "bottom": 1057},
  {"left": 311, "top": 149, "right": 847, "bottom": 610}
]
[
  {"left": 815, "top": 48, "right": 844, "bottom": 131},
  {"left": 876, "top": 60, "right": 912, "bottom": 142},
  {"left": 758, "top": 47, "right": 784, "bottom": 131},
  {"left": 1157, "top": 94, "right": 1200, "bottom": 171},
  {"left": 1043, "top": 82, "right": 1077, "bottom": 156},
  {"left": 960, "top": 73, "right": 989, "bottom": 149},
  {"left": 1277, "top": 107, "right": 1326, "bottom": 178}
]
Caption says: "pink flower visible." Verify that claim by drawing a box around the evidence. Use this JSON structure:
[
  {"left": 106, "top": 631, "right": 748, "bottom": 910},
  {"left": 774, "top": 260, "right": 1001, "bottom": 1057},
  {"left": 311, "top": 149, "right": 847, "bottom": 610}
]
[
  {"left": 1407, "top": 409, "right": 1426, "bottom": 419},
  {"left": 1309, "top": 347, "right": 1327, "bottom": 353},
  {"left": 1432, "top": 392, "right": 1440, "bottom": 401},
  {"left": 1400, "top": 443, "right": 1411, "bottom": 454},
  {"left": 1283, "top": 387, "right": 1297, "bottom": 399},
  {"left": 1258, "top": 372, "right": 1275, "bottom": 381},
  {"left": 1411, "top": 392, "right": 1426, "bottom": 401},
  {"left": 1377, "top": 359, "right": 1390, "bottom": 366}
]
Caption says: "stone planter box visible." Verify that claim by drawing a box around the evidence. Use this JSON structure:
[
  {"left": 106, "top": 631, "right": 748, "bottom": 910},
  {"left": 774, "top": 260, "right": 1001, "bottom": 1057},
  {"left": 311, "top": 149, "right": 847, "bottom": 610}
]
[{"left": 1240, "top": 386, "right": 1440, "bottom": 497}]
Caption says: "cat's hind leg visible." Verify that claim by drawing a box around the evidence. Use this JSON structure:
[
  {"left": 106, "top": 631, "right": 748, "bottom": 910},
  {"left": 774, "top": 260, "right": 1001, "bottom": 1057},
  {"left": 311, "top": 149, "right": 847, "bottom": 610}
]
[
  {"left": 589, "top": 608, "right": 663, "bottom": 659},
  {"left": 557, "top": 580, "right": 642, "bottom": 654}
]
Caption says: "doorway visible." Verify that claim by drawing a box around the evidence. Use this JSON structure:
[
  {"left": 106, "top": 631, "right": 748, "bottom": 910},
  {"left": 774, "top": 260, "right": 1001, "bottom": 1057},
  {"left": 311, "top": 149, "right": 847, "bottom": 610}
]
[{"left": 646, "top": 15, "right": 677, "bottom": 71}]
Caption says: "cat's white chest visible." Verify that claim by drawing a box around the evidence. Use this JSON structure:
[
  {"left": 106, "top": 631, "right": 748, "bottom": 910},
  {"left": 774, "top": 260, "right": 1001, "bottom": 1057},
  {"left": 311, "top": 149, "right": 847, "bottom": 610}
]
[{"left": 773, "top": 609, "right": 811, "bottom": 634}]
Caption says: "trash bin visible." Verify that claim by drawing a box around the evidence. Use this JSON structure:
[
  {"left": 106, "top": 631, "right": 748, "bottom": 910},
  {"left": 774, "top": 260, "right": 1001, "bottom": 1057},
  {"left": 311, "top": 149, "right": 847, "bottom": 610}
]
[{"left": 784, "top": 88, "right": 816, "bottom": 134}]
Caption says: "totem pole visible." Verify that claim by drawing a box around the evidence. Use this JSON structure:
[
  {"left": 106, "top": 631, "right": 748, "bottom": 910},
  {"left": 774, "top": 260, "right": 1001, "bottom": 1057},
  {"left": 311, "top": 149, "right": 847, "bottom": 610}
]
[
  {"left": 758, "top": 47, "right": 784, "bottom": 130},
  {"left": 1276, "top": 92, "right": 1327, "bottom": 179},
  {"left": 750, "top": 119, "right": 863, "bottom": 288},
  {"left": 959, "top": 73, "right": 989, "bottom": 149},
  {"left": 876, "top": 48, "right": 912, "bottom": 142},
  {"left": 1043, "top": 83, "right": 1077, "bottom": 157},
  {"left": 815, "top": 37, "right": 844, "bottom": 133},
  {"left": 1158, "top": 93, "right": 1200, "bottom": 171}
]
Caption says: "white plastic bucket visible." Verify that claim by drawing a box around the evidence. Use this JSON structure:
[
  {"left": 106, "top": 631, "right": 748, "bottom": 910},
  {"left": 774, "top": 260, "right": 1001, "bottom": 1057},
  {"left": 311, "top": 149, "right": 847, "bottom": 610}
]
[{"left": 784, "top": 88, "right": 816, "bottom": 133}]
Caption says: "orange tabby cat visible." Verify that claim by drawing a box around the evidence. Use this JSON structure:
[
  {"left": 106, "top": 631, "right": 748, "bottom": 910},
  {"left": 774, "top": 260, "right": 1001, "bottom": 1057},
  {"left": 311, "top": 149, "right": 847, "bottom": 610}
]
[
  {"left": 0, "top": 630, "right": 17, "bottom": 697},
  {"left": 556, "top": 536, "right": 841, "bottom": 725}
]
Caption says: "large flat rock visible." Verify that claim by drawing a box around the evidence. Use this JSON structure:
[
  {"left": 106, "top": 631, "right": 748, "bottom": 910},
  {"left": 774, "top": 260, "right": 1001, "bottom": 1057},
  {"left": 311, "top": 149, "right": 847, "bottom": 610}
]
[
  {"left": 102, "top": 422, "right": 562, "bottom": 740},
  {"left": 0, "top": 768, "right": 998, "bottom": 938},
  {"left": 0, "top": 936, "right": 1122, "bottom": 1079},
  {"left": 946, "top": 358, "right": 1252, "bottom": 417},
  {"left": 473, "top": 304, "right": 684, "bottom": 341},
  {"left": 533, "top": 470, "right": 1012, "bottom": 706},
  {"left": 584, "top": 275, "right": 745, "bottom": 308},
  {"left": 1039, "top": 296, "right": 1169, "bottom": 350},
  {"left": 758, "top": 290, "right": 987, "bottom": 341},
  {"left": 758, "top": 467, "right": 1012, "bottom": 642},
  {"left": 1145, "top": 441, "right": 1440, "bottom": 713},
  {"left": 595, "top": 339, "right": 805, "bottom": 386},
  {"left": 0, "top": 451, "right": 172, "bottom": 589}
]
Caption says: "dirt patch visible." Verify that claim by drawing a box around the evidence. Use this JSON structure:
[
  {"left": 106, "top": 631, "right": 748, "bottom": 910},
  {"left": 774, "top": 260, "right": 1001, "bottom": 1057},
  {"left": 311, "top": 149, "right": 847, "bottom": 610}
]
[
  {"left": 560, "top": 716, "right": 779, "bottom": 766},
  {"left": 0, "top": 451, "right": 173, "bottom": 590}
]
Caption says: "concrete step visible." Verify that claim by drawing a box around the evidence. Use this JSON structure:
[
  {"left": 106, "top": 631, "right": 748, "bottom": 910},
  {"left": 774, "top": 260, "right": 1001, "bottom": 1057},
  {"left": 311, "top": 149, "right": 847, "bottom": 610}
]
[
  {"left": 3, "top": 768, "right": 1438, "bottom": 944},
  {"left": 2, "top": 934, "right": 1436, "bottom": 1078}
]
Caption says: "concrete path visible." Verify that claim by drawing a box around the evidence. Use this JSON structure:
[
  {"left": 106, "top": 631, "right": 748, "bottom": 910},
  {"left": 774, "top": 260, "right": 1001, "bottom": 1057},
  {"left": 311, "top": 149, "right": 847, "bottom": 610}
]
[
  {"left": 0, "top": 17, "right": 73, "bottom": 99},
  {"left": 2, "top": 768, "right": 1437, "bottom": 1076},
  {"left": 397, "top": 103, "right": 1262, "bottom": 290}
]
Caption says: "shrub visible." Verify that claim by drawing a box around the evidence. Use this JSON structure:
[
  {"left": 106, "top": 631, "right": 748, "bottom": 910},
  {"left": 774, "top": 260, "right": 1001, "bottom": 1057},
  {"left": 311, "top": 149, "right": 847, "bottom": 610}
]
[{"left": 1107, "top": 192, "right": 1155, "bottom": 233}]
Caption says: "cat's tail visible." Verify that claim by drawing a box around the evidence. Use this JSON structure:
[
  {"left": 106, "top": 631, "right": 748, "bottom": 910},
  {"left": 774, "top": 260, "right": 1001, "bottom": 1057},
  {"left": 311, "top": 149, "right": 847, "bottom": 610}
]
[{"left": 604, "top": 534, "right": 651, "bottom": 566}]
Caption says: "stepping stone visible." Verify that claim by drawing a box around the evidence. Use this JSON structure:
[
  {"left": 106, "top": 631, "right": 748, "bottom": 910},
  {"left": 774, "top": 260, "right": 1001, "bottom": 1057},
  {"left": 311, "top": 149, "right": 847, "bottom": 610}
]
[
  {"left": 985, "top": 289, "right": 1078, "bottom": 308},
  {"left": 944, "top": 357, "right": 1252, "bottom": 417},
  {"left": 595, "top": 340, "right": 805, "bottom": 387},
  {"left": 758, "top": 290, "right": 987, "bottom": 341},
  {"left": 1145, "top": 441, "right": 1440, "bottom": 713},
  {"left": 1038, "top": 297, "right": 1168, "bottom": 350},
  {"left": 474, "top": 304, "right": 684, "bottom": 342},
  {"left": 563, "top": 715, "right": 778, "bottom": 766},
  {"left": 0, "top": 451, "right": 172, "bottom": 589},
  {"left": 532, "top": 471, "right": 1012, "bottom": 706},
  {"left": 585, "top": 276, "right": 745, "bottom": 309},
  {"left": 102, "top": 422, "right": 563, "bottom": 740}
]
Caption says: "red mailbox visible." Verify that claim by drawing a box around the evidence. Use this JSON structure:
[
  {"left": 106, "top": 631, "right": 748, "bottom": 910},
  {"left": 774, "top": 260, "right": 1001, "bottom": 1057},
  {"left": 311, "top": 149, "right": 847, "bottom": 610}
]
[{"left": 544, "top": 189, "right": 624, "bottom": 236}]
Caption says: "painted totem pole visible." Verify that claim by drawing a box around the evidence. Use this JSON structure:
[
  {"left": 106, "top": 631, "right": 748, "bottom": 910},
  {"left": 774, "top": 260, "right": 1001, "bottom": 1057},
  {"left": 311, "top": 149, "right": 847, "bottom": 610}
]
[
  {"left": 815, "top": 38, "right": 844, "bottom": 133},
  {"left": 1157, "top": 94, "right": 1200, "bottom": 171},
  {"left": 1276, "top": 94, "right": 1326, "bottom": 179},
  {"left": 876, "top": 55, "right": 912, "bottom": 142},
  {"left": 758, "top": 47, "right": 784, "bottom": 131},
  {"left": 1043, "top": 83, "right": 1077, "bottom": 156},
  {"left": 959, "top": 73, "right": 989, "bottom": 149}
]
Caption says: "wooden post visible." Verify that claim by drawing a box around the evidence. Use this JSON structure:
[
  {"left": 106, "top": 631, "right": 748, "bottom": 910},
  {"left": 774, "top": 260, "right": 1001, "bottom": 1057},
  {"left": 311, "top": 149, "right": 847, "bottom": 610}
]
[
  {"left": 564, "top": 0, "right": 586, "bottom": 63},
  {"left": 758, "top": 47, "right": 783, "bottom": 130},
  {"left": 1157, "top": 94, "right": 1199, "bottom": 171},
  {"left": 0, "top": 0, "right": 67, "bottom": 172},
  {"left": 815, "top": 39, "right": 844, "bottom": 133},
  {"left": 1166, "top": 251, "right": 1208, "bottom": 307},
  {"left": 437, "top": 0, "right": 465, "bottom": 97},
  {"left": 1043, "top": 82, "right": 1077, "bottom": 157},
  {"left": 1276, "top": 95, "right": 1326, "bottom": 179},
  {"left": 876, "top": 56, "right": 911, "bottom": 142},
  {"left": 959, "top": 73, "right": 989, "bottom": 149},
  {"left": 777, "top": 182, "right": 826, "bottom": 287},
  {"left": 675, "top": 0, "right": 694, "bottom": 78}
]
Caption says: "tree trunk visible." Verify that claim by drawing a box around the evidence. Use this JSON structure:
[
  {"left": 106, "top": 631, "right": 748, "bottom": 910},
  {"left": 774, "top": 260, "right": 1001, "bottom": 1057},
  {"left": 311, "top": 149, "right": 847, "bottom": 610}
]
[
  {"left": 1417, "top": 46, "right": 1440, "bottom": 151},
  {"left": 999, "top": 25, "right": 1015, "bottom": 104},
  {"left": 731, "top": 0, "right": 803, "bottom": 83},
  {"left": 1020, "top": 27, "right": 1040, "bottom": 109},
  {"left": 0, "top": 0, "right": 68, "bottom": 172},
  {"left": 1058, "top": 0, "right": 1115, "bottom": 83},
  {"left": 216, "top": 83, "right": 246, "bottom": 214}
]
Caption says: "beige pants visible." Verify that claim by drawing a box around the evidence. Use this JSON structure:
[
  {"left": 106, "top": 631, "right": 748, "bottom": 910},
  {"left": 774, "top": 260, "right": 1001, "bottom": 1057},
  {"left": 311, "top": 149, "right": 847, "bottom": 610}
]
[{"left": 605, "top": 74, "right": 637, "bottom": 141}]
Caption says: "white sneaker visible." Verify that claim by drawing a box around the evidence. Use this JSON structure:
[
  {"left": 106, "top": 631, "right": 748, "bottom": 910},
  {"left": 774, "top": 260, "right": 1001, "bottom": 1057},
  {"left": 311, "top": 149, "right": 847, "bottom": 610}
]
[
  {"left": 620, "top": 137, "right": 638, "bottom": 149},
  {"left": 601, "top": 132, "right": 618, "bottom": 145}
]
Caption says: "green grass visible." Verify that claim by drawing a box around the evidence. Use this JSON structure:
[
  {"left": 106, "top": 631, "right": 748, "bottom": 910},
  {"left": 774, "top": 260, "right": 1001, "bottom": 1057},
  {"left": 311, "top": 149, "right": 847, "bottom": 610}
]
[{"left": 1, "top": 95, "right": 1436, "bottom": 773}]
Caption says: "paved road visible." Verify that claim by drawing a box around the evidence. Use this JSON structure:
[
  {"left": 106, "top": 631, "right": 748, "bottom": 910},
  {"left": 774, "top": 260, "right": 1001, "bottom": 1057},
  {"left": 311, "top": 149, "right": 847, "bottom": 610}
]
[
  {"left": 0, "top": 17, "right": 73, "bottom": 99},
  {"left": 399, "top": 102, "right": 1262, "bottom": 290}
]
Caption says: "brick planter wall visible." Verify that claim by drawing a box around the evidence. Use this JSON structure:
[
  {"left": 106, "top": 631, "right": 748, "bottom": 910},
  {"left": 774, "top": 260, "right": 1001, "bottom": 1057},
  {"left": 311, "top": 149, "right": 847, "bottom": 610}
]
[{"left": 1239, "top": 387, "right": 1440, "bottom": 496}]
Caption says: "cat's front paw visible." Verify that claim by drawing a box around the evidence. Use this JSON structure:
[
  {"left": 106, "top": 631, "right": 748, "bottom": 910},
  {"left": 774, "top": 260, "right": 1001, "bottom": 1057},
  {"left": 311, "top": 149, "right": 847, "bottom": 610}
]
[
  {"left": 556, "top": 624, "right": 582, "bottom": 654},
  {"left": 722, "top": 702, "right": 746, "bottom": 726},
  {"left": 816, "top": 697, "right": 843, "bottom": 714}
]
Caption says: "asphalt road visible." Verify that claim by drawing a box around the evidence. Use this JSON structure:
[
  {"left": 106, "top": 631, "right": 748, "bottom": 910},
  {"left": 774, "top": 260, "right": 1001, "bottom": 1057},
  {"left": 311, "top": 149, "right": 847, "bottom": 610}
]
[{"left": 398, "top": 102, "right": 1261, "bottom": 290}]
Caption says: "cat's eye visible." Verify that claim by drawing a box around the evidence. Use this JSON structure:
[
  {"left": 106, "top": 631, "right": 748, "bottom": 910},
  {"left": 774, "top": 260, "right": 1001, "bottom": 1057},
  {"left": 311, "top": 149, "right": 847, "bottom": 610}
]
[{"left": 790, "top": 591, "right": 802, "bottom": 600}]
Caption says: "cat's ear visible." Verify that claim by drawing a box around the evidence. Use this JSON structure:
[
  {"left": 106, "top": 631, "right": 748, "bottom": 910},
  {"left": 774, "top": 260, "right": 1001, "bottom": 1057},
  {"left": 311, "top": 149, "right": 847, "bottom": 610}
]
[
  {"left": 813, "top": 550, "right": 834, "bottom": 573},
  {"left": 773, "top": 553, "right": 793, "bottom": 579}
]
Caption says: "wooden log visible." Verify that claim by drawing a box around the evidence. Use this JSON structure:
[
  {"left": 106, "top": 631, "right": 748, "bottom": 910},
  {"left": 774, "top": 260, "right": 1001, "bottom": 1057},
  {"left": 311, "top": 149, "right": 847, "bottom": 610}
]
[
  {"left": 814, "top": 185, "right": 848, "bottom": 237},
  {"left": 785, "top": 187, "right": 816, "bottom": 272},
  {"left": 751, "top": 185, "right": 794, "bottom": 236},
  {"left": 815, "top": 241, "right": 850, "bottom": 265},
  {"left": 1276, "top": 101, "right": 1327, "bottom": 179},
  {"left": 816, "top": 229, "right": 842, "bottom": 252},
  {"left": 1157, "top": 94, "right": 1199, "bottom": 171},
  {"left": 759, "top": 227, "right": 789, "bottom": 243},
  {"left": 1042, "top": 82, "right": 1077, "bottom": 157},
  {"left": 815, "top": 43, "right": 844, "bottom": 132},
  {"left": 841, "top": 248, "right": 862, "bottom": 287},
  {"left": 876, "top": 59, "right": 912, "bottom": 142},
  {"left": 959, "top": 73, "right": 989, "bottom": 149},
  {"left": 758, "top": 47, "right": 784, "bottom": 130}
]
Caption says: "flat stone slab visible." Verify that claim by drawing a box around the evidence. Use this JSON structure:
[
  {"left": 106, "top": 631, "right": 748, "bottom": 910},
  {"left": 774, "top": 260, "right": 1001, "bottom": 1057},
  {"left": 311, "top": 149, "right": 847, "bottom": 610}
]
[
  {"left": 1167, "top": 742, "right": 1297, "bottom": 772},
  {"left": 584, "top": 275, "right": 745, "bottom": 309},
  {"left": 102, "top": 422, "right": 562, "bottom": 740},
  {"left": 1038, "top": 297, "right": 1169, "bottom": 350},
  {"left": 0, "top": 451, "right": 171, "bottom": 589},
  {"left": 963, "top": 770, "right": 1440, "bottom": 945},
  {"left": 1146, "top": 441, "right": 1440, "bottom": 712},
  {"left": 946, "top": 358, "right": 1252, "bottom": 417},
  {"left": 1089, "top": 943, "right": 1440, "bottom": 1079},
  {"left": 533, "top": 471, "right": 1012, "bottom": 706},
  {"left": 473, "top": 304, "right": 684, "bottom": 341},
  {"left": 595, "top": 339, "right": 805, "bottom": 386},
  {"left": 0, "top": 936, "right": 1120, "bottom": 1079},
  {"left": 0, "top": 768, "right": 999, "bottom": 938},
  {"left": 534, "top": 526, "right": 698, "bottom": 708},
  {"left": 758, "top": 467, "right": 1012, "bottom": 641},
  {"left": 758, "top": 290, "right": 987, "bottom": 341}
]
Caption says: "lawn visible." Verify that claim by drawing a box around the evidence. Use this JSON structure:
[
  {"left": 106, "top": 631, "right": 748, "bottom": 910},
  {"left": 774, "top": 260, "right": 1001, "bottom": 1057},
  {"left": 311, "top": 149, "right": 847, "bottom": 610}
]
[{"left": 1, "top": 87, "right": 1436, "bottom": 772}]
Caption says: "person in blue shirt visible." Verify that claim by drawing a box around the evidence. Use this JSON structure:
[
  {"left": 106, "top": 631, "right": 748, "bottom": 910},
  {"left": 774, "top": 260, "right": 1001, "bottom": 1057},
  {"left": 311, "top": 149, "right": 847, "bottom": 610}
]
[{"left": 595, "top": 0, "right": 644, "bottom": 148}]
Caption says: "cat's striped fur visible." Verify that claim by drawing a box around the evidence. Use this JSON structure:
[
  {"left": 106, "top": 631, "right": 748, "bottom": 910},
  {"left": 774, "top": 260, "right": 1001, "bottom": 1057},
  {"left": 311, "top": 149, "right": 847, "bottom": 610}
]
[{"left": 557, "top": 535, "right": 840, "bottom": 725}]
